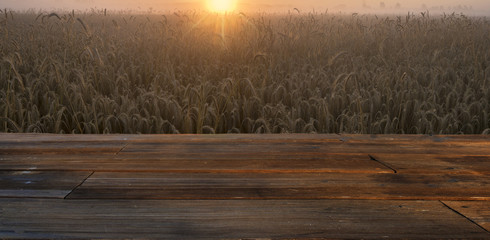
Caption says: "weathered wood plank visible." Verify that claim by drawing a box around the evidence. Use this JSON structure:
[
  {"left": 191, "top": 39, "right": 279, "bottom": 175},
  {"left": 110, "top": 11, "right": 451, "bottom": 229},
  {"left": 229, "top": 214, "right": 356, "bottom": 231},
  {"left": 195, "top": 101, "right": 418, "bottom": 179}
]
[
  {"left": 443, "top": 201, "right": 490, "bottom": 232},
  {"left": 0, "top": 142, "right": 126, "bottom": 155},
  {"left": 119, "top": 141, "right": 344, "bottom": 154},
  {"left": 121, "top": 140, "right": 490, "bottom": 155},
  {"left": 1, "top": 134, "right": 487, "bottom": 155},
  {"left": 0, "top": 171, "right": 92, "bottom": 198},
  {"left": 68, "top": 172, "right": 490, "bottom": 200},
  {"left": 0, "top": 199, "right": 488, "bottom": 239},
  {"left": 340, "top": 134, "right": 490, "bottom": 143},
  {"left": 0, "top": 133, "right": 488, "bottom": 239},
  {"left": 0, "top": 133, "right": 342, "bottom": 142},
  {"left": 371, "top": 154, "right": 490, "bottom": 175},
  {"left": 0, "top": 153, "right": 391, "bottom": 173},
  {"left": 1, "top": 133, "right": 487, "bottom": 143},
  {"left": 0, "top": 133, "right": 132, "bottom": 142}
]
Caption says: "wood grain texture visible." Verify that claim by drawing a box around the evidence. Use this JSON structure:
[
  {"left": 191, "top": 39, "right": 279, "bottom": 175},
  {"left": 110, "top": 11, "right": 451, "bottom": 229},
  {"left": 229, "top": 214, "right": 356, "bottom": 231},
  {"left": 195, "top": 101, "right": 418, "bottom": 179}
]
[
  {"left": 0, "top": 142, "right": 126, "bottom": 155},
  {"left": 0, "top": 133, "right": 132, "bottom": 142},
  {"left": 120, "top": 139, "right": 490, "bottom": 155},
  {"left": 0, "top": 171, "right": 92, "bottom": 198},
  {"left": 0, "top": 153, "right": 391, "bottom": 173},
  {"left": 371, "top": 153, "right": 490, "bottom": 175},
  {"left": 340, "top": 134, "right": 490, "bottom": 143},
  {"left": 1, "top": 133, "right": 486, "bottom": 142},
  {"left": 0, "top": 133, "right": 342, "bottom": 143},
  {"left": 68, "top": 172, "right": 490, "bottom": 200},
  {"left": 0, "top": 133, "right": 488, "bottom": 239},
  {"left": 443, "top": 201, "right": 490, "bottom": 232},
  {"left": 1, "top": 134, "right": 487, "bottom": 156},
  {"left": 0, "top": 198, "right": 488, "bottom": 239}
]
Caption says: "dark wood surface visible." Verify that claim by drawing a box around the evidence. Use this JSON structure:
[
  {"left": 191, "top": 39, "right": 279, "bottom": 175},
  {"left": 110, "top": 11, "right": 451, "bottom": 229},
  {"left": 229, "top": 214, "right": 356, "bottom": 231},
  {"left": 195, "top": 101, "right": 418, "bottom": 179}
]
[
  {"left": 0, "top": 199, "right": 488, "bottom": 239},
  {"left": 0, "top": 153, "right": 390, "bottom": 173},
  {"left": 0, "top": 133, "right": 489, "bottom": 239},
  {"left": 67, "top": 172, "right": 490, "bottom": 200},
  {"left": 444, "top": 201, "right": 490, "bottom": 231},
  {"left": 0, "top": 171, "right": 91, "bottom": 198}
]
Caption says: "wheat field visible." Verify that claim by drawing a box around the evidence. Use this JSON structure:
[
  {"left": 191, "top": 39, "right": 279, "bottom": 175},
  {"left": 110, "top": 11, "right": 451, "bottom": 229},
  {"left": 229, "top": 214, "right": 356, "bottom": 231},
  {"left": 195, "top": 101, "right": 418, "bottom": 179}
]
[{"left": 0, "top": 9, "right": 489, "bottom": 134}]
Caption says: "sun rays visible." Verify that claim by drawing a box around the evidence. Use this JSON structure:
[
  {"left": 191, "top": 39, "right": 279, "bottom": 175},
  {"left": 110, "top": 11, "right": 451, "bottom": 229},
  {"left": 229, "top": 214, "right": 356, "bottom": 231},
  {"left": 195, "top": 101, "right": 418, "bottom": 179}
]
[{"left": 207, "top": 0, "right": 236, "bottom": 12}]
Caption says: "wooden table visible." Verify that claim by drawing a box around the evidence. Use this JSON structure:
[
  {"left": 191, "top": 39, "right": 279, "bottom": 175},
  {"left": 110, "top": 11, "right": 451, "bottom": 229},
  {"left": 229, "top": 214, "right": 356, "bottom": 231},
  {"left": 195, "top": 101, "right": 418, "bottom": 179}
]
[{"left": 0, "top": 134, "right": 489, "bottom": 239}]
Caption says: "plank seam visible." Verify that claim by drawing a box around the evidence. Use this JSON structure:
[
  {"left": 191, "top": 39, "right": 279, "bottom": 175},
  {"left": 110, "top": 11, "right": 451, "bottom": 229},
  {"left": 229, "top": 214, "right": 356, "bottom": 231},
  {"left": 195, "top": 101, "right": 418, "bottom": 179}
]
[
  {"left": 115, "top": 143, "right": 129, "bottom": 155},
  {"left": 439, "top": 200, "right": 490, "bottom": 234},
  {"left": 64, "top": 171, "right": 94, "bottom": 199},
  {"left": 368, "top": 154, "right": 397, "bottom": 173}
]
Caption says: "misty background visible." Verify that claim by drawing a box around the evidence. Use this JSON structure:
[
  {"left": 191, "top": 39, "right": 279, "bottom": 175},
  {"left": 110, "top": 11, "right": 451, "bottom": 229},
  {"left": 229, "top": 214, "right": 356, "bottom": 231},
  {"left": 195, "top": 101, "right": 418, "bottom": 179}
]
[{"left": 1, "top": 0, "right": 489, "bottom": 15}]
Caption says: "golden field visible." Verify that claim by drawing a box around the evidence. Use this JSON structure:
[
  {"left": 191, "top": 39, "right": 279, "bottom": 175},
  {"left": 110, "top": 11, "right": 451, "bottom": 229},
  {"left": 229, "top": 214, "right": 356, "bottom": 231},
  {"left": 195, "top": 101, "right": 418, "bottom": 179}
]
[{"left": 0, "top": 10, "right": 489, "bottom": 134}]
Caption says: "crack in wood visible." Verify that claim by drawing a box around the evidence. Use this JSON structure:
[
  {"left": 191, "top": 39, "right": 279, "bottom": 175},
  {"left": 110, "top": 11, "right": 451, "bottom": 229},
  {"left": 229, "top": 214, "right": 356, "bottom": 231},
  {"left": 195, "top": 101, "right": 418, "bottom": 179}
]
[
  {"left": 368, "top": 154, "right": 397, "bottom": 173},
  {"left": 440, "top": 201, "right": 490, "bottom": 234},
  {"left": 115, "top": 143, "right": 129, "bottom": 155},
  {"left": 64, "top": 171, "right": 94, "bottom": 199}
]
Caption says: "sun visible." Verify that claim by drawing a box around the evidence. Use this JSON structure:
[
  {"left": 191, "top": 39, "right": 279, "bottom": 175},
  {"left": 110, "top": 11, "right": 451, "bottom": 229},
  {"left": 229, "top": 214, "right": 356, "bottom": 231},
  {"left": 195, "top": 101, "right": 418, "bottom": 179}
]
[{"left": 207, "top": 0, "right": 236, "bottom": 12}]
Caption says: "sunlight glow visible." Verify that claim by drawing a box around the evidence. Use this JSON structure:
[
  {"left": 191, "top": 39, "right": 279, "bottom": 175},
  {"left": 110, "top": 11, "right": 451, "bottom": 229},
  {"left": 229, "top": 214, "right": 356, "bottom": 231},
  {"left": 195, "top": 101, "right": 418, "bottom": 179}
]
[{"left": 207, "top": 0, "right": 236, "bottom": 12}]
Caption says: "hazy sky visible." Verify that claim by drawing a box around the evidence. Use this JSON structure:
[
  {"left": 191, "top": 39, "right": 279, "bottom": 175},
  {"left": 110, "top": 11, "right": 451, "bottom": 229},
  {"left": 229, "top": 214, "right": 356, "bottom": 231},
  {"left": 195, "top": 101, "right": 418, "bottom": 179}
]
[{"left": 2, "top": 0, "right": 490, "bottom": 14}]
